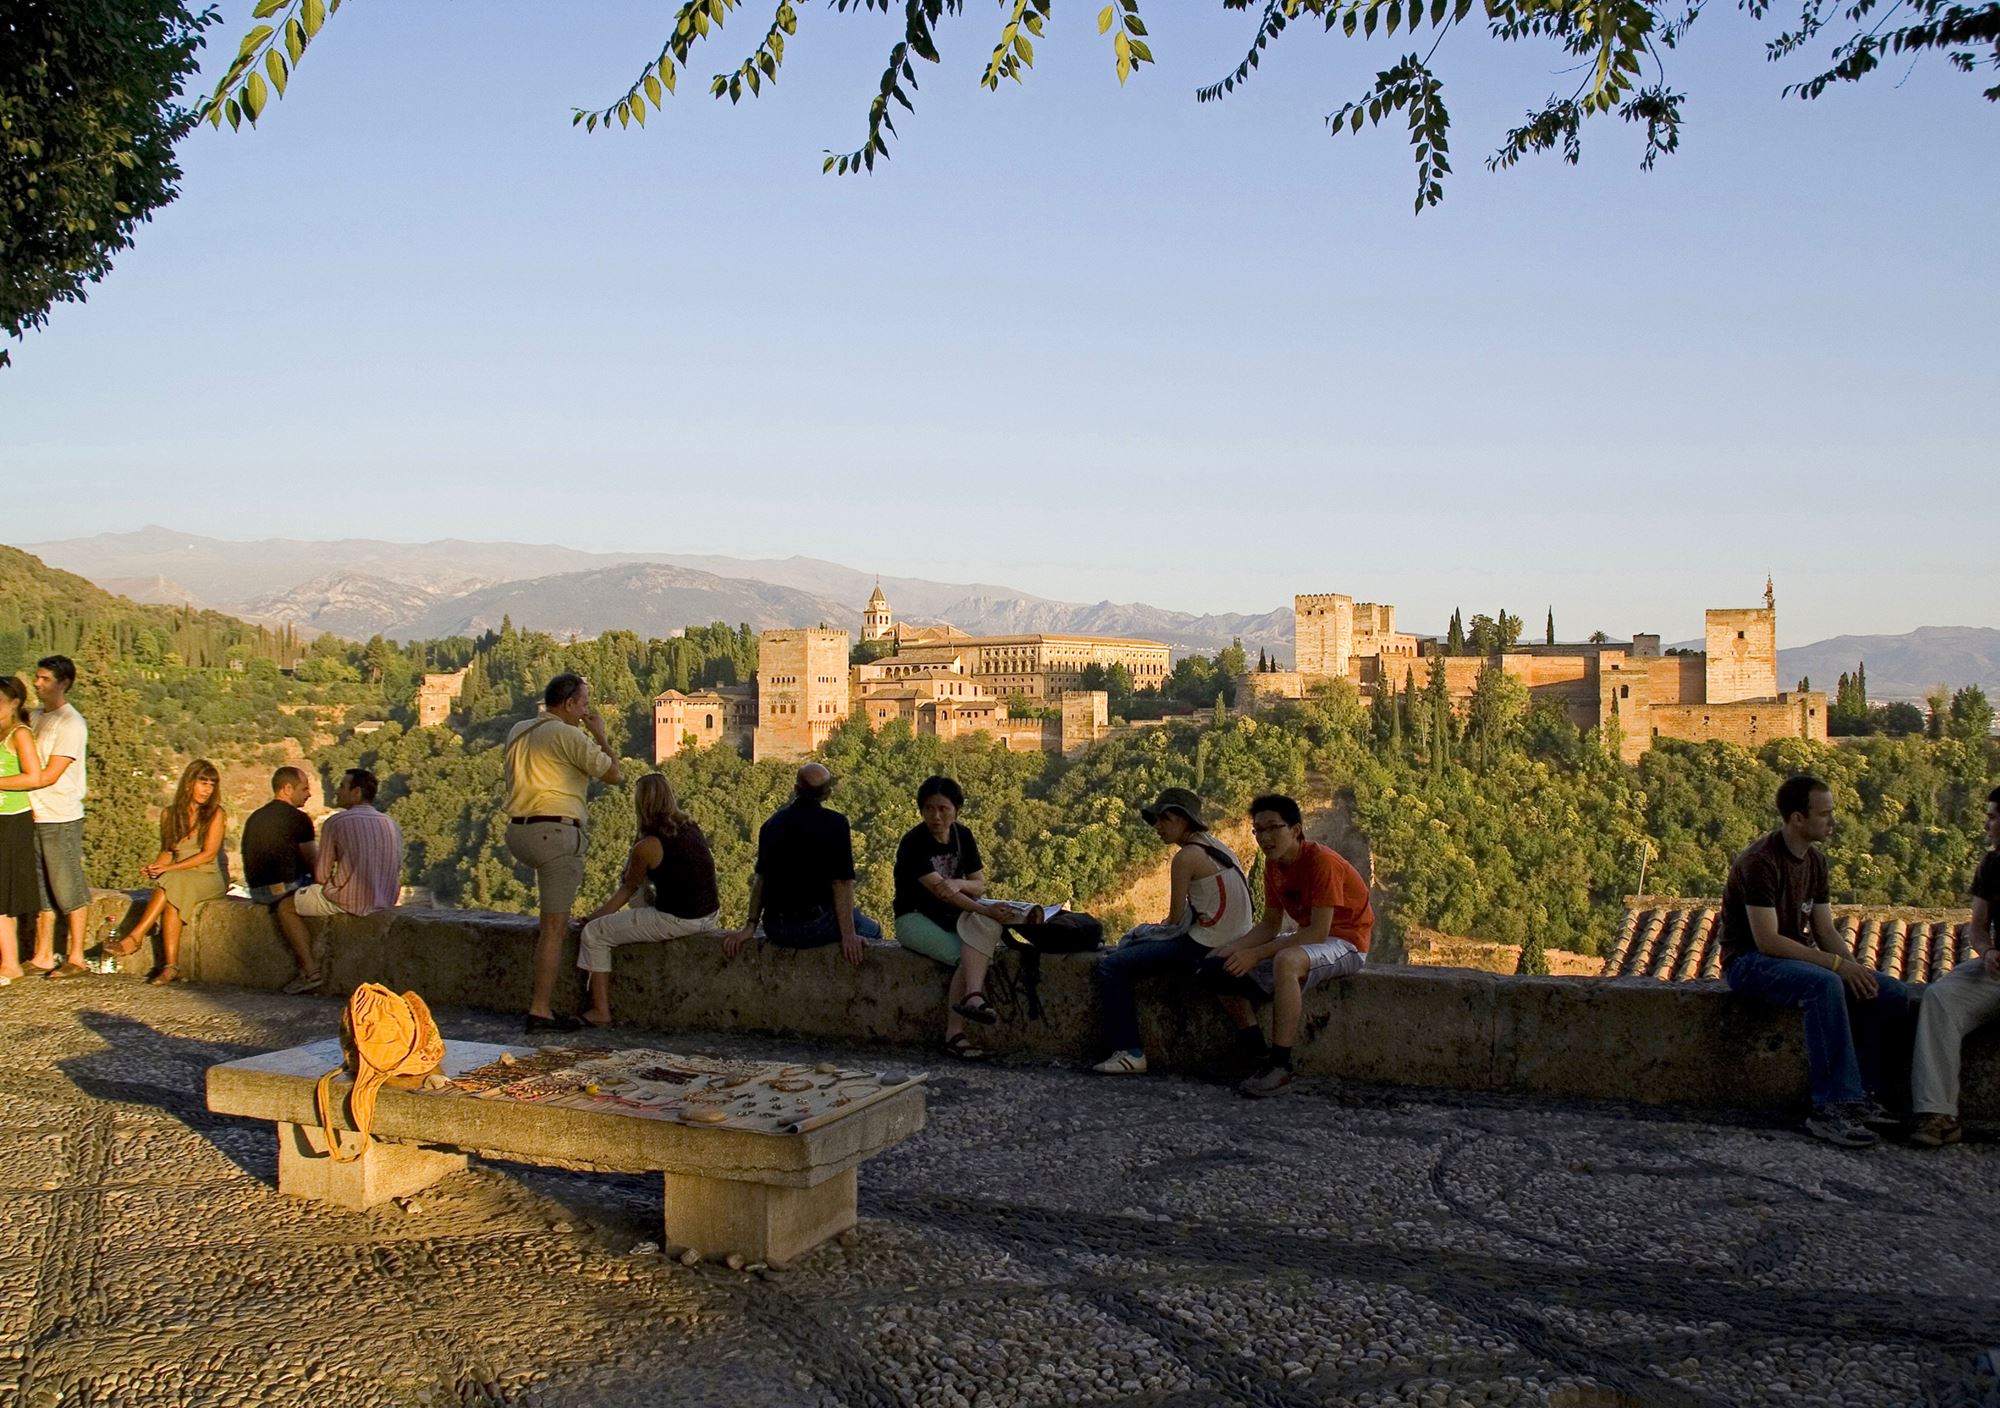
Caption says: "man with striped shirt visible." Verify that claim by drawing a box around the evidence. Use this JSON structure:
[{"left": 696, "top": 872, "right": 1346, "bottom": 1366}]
[{"left": 292, "top": 769, "right": 403, "bottom": 921}]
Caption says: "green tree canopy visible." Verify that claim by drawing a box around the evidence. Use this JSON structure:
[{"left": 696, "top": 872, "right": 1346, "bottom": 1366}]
[{"left": 2, "top": 0, "right": 214, "bottom": 366}]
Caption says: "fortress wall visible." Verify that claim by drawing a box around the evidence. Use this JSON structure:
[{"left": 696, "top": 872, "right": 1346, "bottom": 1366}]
[
  {"left": 1645, "top": 691, "right": 1830, "bottom": 752},
  {"left": 101, "top": 893, "right": 2000, "bottom": 1120}
]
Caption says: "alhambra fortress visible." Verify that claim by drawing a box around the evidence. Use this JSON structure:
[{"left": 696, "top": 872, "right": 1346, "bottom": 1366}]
[{"left": 413, "top": 579, "right": 1825, "bottom": 766}]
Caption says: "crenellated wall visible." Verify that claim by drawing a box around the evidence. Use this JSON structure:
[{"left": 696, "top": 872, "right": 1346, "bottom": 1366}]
[{"left": 86, "top": 893, "right": 2000, "bottom": 1121}]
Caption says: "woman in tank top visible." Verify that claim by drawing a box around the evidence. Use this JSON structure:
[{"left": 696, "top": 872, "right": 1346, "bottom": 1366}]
[
  {"left": 1091, "top": 787, "right": 1255, "bottom": 1074},
  {"left": 0, "top": 676, "right": 48, "bottom": 984},
  {"left": 574, "top": 772, "right": 722, "bottom": 1027}
]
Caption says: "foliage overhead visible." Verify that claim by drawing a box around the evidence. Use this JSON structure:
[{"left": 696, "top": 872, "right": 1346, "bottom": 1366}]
[
  {"left": 200, "top": 0, "right": 1999, "bottom": 214},
  {"left": 0, "top": 0, "right": 216, "bottom": 367}
]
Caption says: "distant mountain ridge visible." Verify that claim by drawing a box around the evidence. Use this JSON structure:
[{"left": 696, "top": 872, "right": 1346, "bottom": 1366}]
[
  {"left": 1777, "top": 627, "right": 2000, "bottom": 702},
  {"left": 23, "top": 526, "right": 1296, "bottom": 656}
]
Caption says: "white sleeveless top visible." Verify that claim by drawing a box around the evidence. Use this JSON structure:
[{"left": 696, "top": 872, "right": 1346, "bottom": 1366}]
[{"left": 1185, "top": 838, "right": 1255, "bottom": 948}]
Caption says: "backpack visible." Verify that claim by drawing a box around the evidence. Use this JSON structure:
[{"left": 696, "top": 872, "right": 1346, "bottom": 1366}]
[
  {"left": 314, "top": 983, "right": 444, "bottom": 1163},
  {"left": 1000, "top": 910, "right": 1105, "bottom": 1020}
]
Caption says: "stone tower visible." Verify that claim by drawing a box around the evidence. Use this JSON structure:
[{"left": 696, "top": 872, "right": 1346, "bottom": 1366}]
[
  {"left": 1704, "top": 584, "right": 1779, "bottom": 705},
  {"left": 753, "top": 628, "right": 853, "bottom": 762},
  {"left": 863, "top": 582, "right": 893, "bottom": 643},
  {"left": 1294, "top": 593, "right": 1356, "bottom": 679}
]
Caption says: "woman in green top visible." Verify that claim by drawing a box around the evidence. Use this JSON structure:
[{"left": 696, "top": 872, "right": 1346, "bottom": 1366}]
[
  {"left": 116, "top": 759, "right": 228, "bottom": 986},
  {"left": 0, "top": 676, "right": 48, "bottom": 984}
]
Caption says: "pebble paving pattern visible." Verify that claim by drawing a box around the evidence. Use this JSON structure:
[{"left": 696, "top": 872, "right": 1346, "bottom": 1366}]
[{"left": 2, "top": 976, "right": 1998, "bottom": 1407}]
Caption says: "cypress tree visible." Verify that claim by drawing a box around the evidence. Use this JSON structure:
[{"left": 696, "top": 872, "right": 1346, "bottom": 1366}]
[
  {"left": 1546, "top": 607, "right": 1555, "bottom": 646},
  {"left": 1447, "top": 610, "right": 1466, "bottom": 656}
]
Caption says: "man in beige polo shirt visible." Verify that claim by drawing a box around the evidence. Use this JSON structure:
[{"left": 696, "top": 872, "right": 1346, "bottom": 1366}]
[{"left": 504, "top": 672, "right": 622, "bottom": 1032}]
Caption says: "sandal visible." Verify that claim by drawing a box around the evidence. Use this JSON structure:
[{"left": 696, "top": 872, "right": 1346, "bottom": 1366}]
[
  {"left": 101, "top": 932, "right": 146, "bottom": 958},
  {"left": 147, "top": 964, "right": 179, "bottom": 987},
  {"left": 951, "top": 991, "right": 999, "bottom": 1026},
  {"left": 942, "top": 1033, "right": 990, "bottom": 1062}
]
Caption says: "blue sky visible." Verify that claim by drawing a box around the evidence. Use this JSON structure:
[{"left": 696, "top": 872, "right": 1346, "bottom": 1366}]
[{"left": 2, "top": 1, "right": 1995, "bottom": 644}]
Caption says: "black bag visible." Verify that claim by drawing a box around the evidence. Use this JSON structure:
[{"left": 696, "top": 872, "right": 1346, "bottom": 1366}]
[{"left": 1001, "top": 910, "right": 1104, "bottom": 1020}]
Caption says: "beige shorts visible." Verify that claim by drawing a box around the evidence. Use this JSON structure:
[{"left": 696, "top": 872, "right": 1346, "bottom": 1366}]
[
  {"left": 289, "top": 884, "right": 347, "bottom": 919},
  {"left": 505, "top": 820, "right": 588, "bottom": 915}
]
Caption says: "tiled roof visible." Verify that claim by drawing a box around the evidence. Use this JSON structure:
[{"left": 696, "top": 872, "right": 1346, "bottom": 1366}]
[{"left": 1601, "top": 898, "right": 1977, "bottom": 983}]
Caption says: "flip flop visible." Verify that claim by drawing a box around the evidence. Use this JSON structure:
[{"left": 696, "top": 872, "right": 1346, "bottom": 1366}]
[{"left": 147, "top": 964, "right": 179, "bottom": 986}]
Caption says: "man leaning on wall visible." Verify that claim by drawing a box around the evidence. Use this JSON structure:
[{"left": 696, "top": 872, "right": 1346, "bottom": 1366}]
[{"left": 502, "top": 673, "right": 623, "bottom": 1032}]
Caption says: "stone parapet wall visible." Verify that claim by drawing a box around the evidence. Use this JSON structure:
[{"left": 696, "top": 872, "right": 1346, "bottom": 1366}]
[{"left": 87, "top": 892, "right": 2000, "bottom": 1119}]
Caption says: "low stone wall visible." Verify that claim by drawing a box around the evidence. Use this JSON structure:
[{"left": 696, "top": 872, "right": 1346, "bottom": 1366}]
[{"left": 89, "top": 892, "right": 2000, "bottom": 1118}]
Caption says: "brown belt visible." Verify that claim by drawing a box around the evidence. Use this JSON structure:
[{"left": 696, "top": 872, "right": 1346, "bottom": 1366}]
[{"left": 510, "top": 815, "right": 581, "bottom": 828}]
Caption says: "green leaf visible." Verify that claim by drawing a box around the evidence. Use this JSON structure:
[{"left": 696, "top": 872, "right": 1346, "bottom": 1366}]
[
  {"left": 252, "top": 0, "right": 286, "bottom": 16},
  {"left": 237, "top": 24, "right": 274, "bottom": 57},
  {"left": 226, "top": 97, "right": 242, "bottom": 131},
  {"left": 302, "top": 0, "right": 325, "bottom": 39},
  {"left": 587, "top": 112, "right": 599, "bottom": 131},
  {"left": 660, "top": 60, "right": 677, "bottom": 95},
  {"left": 644, "top": 72, "right": 663, "bottom": 106},
  {"left": 266, "top": 49, "right": 288, "bottom": 95},
  {"left": 244, "top": 72, "right": 268, "bottom": 121},
  {"left": 285, "top": 18, "right": 305, "bottom": 62}
]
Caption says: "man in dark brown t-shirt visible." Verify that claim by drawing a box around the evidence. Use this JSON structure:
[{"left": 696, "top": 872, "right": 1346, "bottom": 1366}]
[{"left": 1719, "top": 774, "right": 1914, "bottom": 1148}]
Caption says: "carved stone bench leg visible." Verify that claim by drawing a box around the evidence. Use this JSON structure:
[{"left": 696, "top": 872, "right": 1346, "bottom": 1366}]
[
  {"left": 276, "top": 1121, "right": 468, "bottom": 1211},
  {"left": 662, "top": 1168, "right": 857, "bottom": 1264}
]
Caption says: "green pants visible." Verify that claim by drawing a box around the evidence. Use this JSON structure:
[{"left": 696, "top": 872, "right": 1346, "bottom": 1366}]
[{"left": 895, "top": 910, "right": 1004, "bottom": 965}]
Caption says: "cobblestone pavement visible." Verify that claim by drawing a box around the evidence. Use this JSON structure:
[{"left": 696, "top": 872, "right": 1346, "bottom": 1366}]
[{"left": 3, "top": 978, "right": 1998, "bottom": 1408}]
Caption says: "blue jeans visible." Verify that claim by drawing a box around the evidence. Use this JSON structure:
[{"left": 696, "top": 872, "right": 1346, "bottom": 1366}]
[
  {"left": 763, "top": 908, "right": 882, "bottom": 950},
  {"left": 1096, "top": 924, "right": 1206, "bottom": 1054},
  {"left": 1725, "top": 951, "right": 1914, "bottom": 1108}
]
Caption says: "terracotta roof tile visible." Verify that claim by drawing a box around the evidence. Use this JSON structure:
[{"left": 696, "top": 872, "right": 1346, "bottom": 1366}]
[{"left": 1602, "top": 898, "right": 1976, "bottom": 983}]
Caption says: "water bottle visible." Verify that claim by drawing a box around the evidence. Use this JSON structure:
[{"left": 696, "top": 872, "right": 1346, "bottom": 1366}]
[{"left": 93, "top": 918, "right": 121, "bottom": 974}]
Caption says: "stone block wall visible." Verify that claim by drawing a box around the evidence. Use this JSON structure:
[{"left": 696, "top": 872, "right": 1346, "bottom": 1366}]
[
  {"left": 99, "top": 893, "right": 2000, "bottom": 1120},
  {"left": 1705, "top": 605, "right": 1779, "bottom": 705}
]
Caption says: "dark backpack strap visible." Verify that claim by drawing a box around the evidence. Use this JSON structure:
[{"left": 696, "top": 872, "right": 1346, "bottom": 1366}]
[{"left": 1193, "top": 840, "right": 1242, "bottom": 874}]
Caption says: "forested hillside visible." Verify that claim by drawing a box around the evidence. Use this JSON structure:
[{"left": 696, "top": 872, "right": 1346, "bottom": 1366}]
[{"left": 2, "top": 543, "right": 1990, "bottom": 957}]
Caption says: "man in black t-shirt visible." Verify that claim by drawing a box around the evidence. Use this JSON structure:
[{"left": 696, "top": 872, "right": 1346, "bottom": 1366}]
[
  {"left": 1719, "top": 773, "right": 1914, "bottom": 1148},
  {"left": 239, "top": 766, "right": 322, "bottom": 994},
  {"left": 1910, "top": 784, "right": 2000, "bottom": 1147},
  {"left": 723, "top": 763, "right": 881, "bottom": 966}
]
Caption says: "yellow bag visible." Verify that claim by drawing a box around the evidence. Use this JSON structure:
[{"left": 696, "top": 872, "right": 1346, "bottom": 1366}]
[{"left": 314, "top": 983, "right": 444, "bottom": 1163}]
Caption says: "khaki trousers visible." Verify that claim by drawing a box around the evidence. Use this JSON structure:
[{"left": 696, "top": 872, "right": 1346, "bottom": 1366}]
[{"left": 1911, "top": 957, "right": 2000, "bottom": 1117}]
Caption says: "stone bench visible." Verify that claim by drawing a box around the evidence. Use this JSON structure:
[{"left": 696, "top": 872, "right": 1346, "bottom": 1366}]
[{"left": 206, "top": 1038, "right": 927, "bottom": 1264}]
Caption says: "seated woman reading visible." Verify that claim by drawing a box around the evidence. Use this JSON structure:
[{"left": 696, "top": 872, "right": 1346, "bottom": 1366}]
[
  {"left": 573, "top": 772, "right": 722, "bottom": 1027},
  {"left": 892, "top": 774, "right": 1020, "bottom": 1061},
  {"left": 107, "top": 759, "right": 227, "bottom": 985}
]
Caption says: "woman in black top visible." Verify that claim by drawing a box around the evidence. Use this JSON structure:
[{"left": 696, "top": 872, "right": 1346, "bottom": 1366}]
[
  {"left": 892, "top": 775, "right": 1010, "bottom": 1060},
  {"left": 575, "top": 772, "right": 722, "bottom": 1027}
]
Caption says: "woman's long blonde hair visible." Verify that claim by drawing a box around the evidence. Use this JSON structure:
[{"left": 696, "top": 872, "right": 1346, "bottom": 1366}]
[
  {"left": 163, "top": 758, "right": 224, "bottom": 849},
  {"left": 634, "top": 772, "right": 689, "bottom": 839}
]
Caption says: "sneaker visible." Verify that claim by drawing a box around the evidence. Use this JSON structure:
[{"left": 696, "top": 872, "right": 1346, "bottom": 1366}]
[
  {"left": 1237, "top": 1065, "right": 1294, "bottom": 1100},
  {"left": 1909, "top": 1113, "right": 1964, "bottom": 1149},
  {"left": 1844, "top": 1096, "right": 1903, "bottom": 1132},
  {"left": 1803, "top": 1105, "right": 1879, "bottom": 1148},
  {"left": 282, "top": 970, "right": 325, "bottom": 996},
  {"left": 1092, "top": 1050, "right": 1147, "bottom": 1075}
]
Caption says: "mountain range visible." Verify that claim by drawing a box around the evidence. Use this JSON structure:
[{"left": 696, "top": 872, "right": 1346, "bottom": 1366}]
[
  {"left": 24, "top": 526, "right": 1296, "bottom": 657},
  {"left": 21, "top": 527, "right": 1996, "bottom": 695}
]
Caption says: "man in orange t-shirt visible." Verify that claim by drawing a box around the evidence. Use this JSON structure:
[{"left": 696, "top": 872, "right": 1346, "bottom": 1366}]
[{"left": 1201, "top": 792, "right": 1372, "bottom": 1098}]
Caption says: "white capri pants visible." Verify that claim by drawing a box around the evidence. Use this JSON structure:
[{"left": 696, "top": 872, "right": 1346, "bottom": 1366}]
[{"left": 577, "top": 904, "right": 724, "bottom": 973}]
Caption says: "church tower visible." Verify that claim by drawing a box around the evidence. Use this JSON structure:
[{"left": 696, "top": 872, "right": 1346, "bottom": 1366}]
[{"left": 863, "top": 581, "right": 894, "bottom": 643}]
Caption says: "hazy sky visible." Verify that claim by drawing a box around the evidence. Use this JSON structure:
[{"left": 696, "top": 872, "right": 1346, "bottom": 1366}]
[{"left": 2, "top": 2, "right": 1995, "bottom": 644}]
